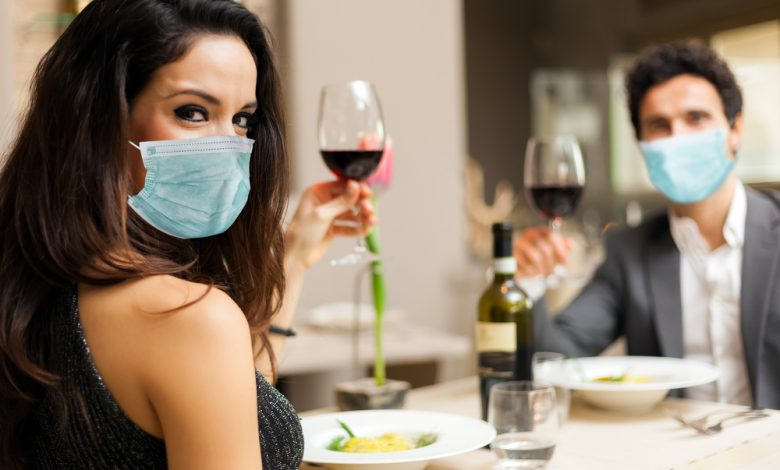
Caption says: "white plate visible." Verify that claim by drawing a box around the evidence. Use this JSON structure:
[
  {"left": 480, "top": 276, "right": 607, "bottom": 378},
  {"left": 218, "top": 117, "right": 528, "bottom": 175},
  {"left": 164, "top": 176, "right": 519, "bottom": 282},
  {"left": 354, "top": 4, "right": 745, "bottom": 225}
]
[
  {"left": 302, "top": 409, "right": 496, "bottom": 470},
  {"left": 541, "top": 356, "right": 720, "bottom": 413}
]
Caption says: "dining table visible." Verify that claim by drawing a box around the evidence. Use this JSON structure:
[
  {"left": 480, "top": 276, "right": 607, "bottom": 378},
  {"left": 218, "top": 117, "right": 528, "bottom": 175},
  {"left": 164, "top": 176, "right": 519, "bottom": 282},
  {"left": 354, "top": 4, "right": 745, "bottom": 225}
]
[{"left": 299, "top": 376, "right": 780, "bottom": 469}]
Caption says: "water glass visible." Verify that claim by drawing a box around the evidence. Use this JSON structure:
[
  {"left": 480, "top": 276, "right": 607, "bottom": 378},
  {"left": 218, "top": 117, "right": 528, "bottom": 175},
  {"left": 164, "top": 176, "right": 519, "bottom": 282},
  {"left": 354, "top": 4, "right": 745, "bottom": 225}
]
[
  {"left": 488, "top": 381, "right": 559, "bottom": 469},
  {"left": 532, "top": 352, "right": 572, "bottom": 424}
]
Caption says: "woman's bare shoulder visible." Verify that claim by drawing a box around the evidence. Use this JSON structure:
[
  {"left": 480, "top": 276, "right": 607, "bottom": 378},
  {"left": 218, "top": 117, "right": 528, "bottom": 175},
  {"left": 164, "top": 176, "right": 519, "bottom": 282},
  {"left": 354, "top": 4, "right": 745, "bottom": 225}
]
[
  {"left": 80, "top": 274, "right": 252, "bottom": 384},
  {"left": 78, "top": 275, "right": 254, "bottom": 440},
  {"left": 127, "top": 276, "right": 260, "bottom": 461},
  {"left": 82, "top": 274, "right": 242, "bottom": 321}
]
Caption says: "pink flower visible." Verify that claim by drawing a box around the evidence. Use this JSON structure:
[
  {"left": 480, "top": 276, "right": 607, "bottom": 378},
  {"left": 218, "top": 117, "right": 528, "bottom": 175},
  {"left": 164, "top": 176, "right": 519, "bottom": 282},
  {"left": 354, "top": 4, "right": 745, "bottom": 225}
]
[{"left": 364, "top": 137, "right": 394, "bottom": 191}]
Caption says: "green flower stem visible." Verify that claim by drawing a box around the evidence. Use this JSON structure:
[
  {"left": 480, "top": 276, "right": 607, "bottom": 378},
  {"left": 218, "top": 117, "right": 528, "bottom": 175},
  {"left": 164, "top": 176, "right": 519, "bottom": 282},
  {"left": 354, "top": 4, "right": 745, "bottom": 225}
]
[
  {"left": 365, "top": 195, "right": 386, "bottom": 387},
  {"left": 370, "top": 259, "right": 385, "bottom": 387}
]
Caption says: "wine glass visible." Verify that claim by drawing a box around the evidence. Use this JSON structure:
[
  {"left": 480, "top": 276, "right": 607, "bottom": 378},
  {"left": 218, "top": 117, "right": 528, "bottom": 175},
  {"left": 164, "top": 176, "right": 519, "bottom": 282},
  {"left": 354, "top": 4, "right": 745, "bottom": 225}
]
[
  {"left": 523, "top": 136, "right": 585, "bottom": 285},
  {"left": 318, "top": 80, "right": 385, "bottom": 265},
  {"left": 532, "top": 352, "right": 572, "bottom": 425},
  {"left": 488, "top": 381, "right": 559, "bottom": 469}
]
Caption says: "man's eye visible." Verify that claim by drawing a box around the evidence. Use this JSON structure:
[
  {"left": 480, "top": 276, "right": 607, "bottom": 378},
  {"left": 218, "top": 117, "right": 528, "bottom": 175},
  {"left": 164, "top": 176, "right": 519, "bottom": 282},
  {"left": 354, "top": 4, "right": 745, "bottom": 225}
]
[
  {"left": 233, "top": 112, "right": 258, "bottom": 130},
  {"left": 174, "top": 105, "right": 208, "bottom": 122},
  {"left": 647, "top": 122, "right": 668, "bottom": 132},
  {"left": 689, "top": 113, "right": 705, "bottom": 123}
]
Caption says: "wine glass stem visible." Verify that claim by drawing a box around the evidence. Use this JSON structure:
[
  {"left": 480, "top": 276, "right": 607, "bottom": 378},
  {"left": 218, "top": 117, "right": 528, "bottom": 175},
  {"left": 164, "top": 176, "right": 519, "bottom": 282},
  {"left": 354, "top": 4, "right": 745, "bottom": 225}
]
[
  {"left": 353, "top": 204, "right": 366, "bottom": 252},
  {"left": 549, "top": 217, "right": 562, "bottom": 233},
  {"left": 548, "top": 217, "right": 565, "bottom": 286}
]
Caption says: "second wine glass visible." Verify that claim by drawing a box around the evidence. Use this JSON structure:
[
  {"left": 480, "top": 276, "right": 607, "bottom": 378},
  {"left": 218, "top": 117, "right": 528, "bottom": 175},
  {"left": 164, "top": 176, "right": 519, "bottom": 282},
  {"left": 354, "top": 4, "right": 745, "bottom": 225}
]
[
  {"left": 523, "top": 136, "right": 586, "bottom": 285},
  {"left": 318, "top": 80, "right": 386, "bottom": 265}
]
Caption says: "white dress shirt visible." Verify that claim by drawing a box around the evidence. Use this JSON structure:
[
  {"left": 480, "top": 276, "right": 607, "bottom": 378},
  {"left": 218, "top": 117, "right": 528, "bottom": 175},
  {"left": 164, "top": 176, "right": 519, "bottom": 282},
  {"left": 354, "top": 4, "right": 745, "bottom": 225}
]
[{"left": 669, "top": 182, "right": 752, "bottom": 405}]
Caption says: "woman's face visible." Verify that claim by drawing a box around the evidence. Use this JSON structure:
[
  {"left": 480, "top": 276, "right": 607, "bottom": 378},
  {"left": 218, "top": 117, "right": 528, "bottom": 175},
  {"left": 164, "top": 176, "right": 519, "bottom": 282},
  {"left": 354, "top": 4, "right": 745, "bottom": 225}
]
[{"left": 127, "top": 34, "right": 258, "bottom": 193}]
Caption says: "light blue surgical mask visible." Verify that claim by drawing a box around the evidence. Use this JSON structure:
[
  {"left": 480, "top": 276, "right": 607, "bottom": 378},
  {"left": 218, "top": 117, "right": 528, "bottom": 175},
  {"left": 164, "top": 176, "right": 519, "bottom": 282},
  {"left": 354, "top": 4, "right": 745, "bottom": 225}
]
[
  {"left": 128, "top": 135, "right": 254, "bottom": 239},
  {"left": 639, "top": 127, "right": 734, "bottom": 204}
]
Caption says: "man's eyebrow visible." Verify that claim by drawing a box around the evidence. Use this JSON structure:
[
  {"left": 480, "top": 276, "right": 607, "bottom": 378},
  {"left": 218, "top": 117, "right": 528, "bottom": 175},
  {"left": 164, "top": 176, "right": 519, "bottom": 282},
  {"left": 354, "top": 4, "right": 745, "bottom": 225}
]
[
  {"left": 642, "top": 115, "right": 669, "bottom": 125},
  {"left": 163, "top": 89, "right": 220, "bottom": 105}
]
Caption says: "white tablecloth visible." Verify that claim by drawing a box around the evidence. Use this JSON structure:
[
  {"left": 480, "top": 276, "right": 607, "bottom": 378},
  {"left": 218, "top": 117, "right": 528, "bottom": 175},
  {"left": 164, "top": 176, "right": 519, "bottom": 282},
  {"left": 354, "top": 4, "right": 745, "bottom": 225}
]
[{"left": 302, "top": 376, "right": 780, "bottom": 469}]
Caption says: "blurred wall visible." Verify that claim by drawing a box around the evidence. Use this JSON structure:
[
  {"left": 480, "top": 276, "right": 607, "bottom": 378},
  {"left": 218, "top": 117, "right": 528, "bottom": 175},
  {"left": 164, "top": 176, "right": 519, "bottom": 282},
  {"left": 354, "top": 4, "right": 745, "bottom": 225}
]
[
  {"left": 283, "top": 0, "right": 476, "bottom": 336},
  {"left": 0, "top": 0, "right": 12, "bottom": 153},
  {"left": 1, "top": 0, "right": 63, "bottom": 155}
]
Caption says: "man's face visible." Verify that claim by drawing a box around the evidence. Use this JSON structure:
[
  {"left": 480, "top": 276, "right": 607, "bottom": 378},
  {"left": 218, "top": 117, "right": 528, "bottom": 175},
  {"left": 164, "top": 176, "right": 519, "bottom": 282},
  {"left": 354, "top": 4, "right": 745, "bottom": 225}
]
[{"left": 638, "top": 74, "right": 741, "bottom": 157}]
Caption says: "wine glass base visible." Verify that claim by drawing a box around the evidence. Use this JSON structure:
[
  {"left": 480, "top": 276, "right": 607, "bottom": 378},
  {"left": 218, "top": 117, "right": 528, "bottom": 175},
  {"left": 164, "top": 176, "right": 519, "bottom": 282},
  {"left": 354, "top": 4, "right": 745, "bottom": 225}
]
[
  {"left": 329, "top": 252, "right": 380, "bottom": 266},
  {"left": 329, "top": 253, "right": 363, "bottom": 266},
  {"left": 545, "top": 264, "right": 568, "bottom": 288}
]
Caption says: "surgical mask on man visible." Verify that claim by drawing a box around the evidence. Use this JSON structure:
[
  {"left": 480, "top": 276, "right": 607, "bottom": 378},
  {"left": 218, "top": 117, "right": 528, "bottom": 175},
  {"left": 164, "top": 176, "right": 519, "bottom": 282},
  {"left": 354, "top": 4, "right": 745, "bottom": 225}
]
[
  {"left": 639, "top": 127, "right": 734, "bottom": 204},
  {"left": 128, "top": 135, "right": 253, "bottom": 239}
]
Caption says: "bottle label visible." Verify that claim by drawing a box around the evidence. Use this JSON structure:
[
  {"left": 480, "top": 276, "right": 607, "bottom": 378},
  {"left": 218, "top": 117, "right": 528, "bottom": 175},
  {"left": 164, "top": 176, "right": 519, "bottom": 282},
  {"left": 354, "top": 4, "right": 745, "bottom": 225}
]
[
  {"left": 475, "top": 322, "right": 516, "bottom": 352},
  {"left": 494, "top": 257, "right": 517, "bottom": 275}
]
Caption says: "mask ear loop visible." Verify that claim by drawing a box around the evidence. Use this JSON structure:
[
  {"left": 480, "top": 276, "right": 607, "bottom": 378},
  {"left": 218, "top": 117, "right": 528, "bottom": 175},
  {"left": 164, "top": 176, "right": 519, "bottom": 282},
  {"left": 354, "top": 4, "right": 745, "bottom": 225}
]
[
  {"left": 128, "top": 141, "right": 144, "bottom": 199},
  {"left": 725, "top": 119, "right": 740, "bottom": 159}
]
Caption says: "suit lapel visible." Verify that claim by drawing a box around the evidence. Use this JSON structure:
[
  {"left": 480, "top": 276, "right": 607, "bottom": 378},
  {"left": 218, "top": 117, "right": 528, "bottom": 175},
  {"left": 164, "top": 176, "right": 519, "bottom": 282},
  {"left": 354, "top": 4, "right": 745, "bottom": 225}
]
[
  {"left": 646, "top": 218, "right": 684, "bottom": 358},
  {"left": 741, "top": 189, "right": 780, "bottom": 394}
]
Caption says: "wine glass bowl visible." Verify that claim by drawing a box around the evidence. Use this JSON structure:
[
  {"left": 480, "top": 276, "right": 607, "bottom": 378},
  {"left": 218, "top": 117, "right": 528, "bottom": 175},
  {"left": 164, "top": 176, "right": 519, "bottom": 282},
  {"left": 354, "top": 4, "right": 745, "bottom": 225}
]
[
  {"left": 523, "top": 136, "right": 586, "bottom": 284},
  {"left": 524, "top": 136, "right": 585, "bottom": 229},
  {"left": 318, "top": 80, "right": 385, "bottom": 180}
]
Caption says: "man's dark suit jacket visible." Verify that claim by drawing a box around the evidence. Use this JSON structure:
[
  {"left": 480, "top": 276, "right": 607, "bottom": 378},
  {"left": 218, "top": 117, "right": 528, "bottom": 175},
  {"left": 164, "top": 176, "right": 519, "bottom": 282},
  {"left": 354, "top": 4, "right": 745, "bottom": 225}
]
[{"left": 534, "top": 187, "right": 780, "bottom": 409}]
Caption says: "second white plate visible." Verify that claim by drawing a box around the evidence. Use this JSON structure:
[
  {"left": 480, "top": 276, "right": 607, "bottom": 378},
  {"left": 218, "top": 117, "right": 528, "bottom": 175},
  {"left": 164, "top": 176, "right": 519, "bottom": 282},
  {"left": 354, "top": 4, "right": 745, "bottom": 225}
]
[{"left": 540, "top": 356, "right": 720, "bottom": 413}]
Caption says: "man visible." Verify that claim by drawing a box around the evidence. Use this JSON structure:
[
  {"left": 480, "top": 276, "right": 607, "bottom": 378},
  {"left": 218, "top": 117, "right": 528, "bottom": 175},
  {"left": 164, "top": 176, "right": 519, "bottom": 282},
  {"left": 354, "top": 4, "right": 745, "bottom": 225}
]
[{"left": 515, "top": 41, "right": 780, "bottom": 408}]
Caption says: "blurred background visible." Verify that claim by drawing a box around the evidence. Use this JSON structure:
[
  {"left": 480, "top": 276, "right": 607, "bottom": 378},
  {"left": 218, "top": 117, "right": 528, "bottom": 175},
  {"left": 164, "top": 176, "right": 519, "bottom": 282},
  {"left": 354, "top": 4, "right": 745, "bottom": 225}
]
[{"left": 2, "top": 0, "right": 780, "bottom": 410}]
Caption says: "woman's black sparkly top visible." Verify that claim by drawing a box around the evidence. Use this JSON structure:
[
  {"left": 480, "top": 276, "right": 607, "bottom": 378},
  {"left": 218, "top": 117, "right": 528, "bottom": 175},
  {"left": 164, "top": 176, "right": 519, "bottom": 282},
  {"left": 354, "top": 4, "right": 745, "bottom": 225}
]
[{"left": 30, "top": 289, "right": 303, "bottom": 469}]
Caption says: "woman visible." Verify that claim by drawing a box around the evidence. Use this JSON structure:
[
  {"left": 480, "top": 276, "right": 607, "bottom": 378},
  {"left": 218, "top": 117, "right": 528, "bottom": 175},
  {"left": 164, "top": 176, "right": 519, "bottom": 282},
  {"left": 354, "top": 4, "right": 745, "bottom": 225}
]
[{"left": 0, "top": 0, "right": 375, "bottom": 468}]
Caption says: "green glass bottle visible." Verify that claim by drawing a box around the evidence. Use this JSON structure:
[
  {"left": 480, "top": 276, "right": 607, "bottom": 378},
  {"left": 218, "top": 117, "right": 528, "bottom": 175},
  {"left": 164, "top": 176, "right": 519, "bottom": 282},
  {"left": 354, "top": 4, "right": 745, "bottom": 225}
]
[{"left": 476, "top": 222, "right": 534, "bottom": 420}]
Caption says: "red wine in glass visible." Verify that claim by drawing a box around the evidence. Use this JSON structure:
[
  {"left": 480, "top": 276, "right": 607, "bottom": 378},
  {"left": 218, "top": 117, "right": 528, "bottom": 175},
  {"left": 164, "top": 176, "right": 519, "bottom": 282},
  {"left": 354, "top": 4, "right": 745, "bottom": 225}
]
[
  {"left": 528, "top": 184, "right": 584, "bottom": 222},
  {"left": 321, "top": 150, "right": 383, "bottom": 181}
]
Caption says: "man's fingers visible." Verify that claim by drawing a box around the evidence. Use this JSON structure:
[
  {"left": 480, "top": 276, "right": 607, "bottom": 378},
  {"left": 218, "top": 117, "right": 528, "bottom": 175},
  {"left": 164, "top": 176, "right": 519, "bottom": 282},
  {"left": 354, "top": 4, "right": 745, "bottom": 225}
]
[{"left": 514, "top": 226, "right": 575, "bottom": 276}]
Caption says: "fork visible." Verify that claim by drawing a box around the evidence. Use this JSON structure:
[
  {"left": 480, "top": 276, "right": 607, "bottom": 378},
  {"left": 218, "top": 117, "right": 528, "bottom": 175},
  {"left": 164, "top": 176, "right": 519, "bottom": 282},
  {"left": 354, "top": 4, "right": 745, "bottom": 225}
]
[
  {"left": 698, "top": 410, "right": 770, "bottom": 435},
  {"left": 670, "top": 408, "right": 747, "bottom": 429},
  {"left": 673, "top": 410, "right": 769, "bottom": 435}
]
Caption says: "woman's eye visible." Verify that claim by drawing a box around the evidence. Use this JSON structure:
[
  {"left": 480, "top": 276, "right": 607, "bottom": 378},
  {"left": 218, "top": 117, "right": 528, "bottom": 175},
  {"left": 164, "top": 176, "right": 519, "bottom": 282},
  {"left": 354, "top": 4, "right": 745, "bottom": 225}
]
[
  {"left": 174, "top": 105, "right": 208, "bottom": 123},
  {"left": 233, "top": 112, "right": 258, "bottom": 130}
]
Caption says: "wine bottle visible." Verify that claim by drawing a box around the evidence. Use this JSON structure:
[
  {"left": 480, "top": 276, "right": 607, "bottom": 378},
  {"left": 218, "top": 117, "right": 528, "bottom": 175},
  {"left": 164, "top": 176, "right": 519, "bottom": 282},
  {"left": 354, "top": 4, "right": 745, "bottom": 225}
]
[{"left": 476, "top": 222, "right": 534, "bottom": 420}]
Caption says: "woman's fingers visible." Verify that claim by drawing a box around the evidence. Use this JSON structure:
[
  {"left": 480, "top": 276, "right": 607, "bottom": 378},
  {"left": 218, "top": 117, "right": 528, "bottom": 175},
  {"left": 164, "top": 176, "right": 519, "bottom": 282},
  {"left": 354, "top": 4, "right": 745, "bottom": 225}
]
[{"left": 314, "top": 181, "right": 360, "bottom": 221}]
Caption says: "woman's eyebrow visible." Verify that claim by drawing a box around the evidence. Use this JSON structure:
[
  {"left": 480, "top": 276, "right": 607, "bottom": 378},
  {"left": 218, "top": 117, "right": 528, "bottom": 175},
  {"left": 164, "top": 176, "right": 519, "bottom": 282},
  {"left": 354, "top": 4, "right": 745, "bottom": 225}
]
[
  {"left": 164, "top": 89, "right": 220, "bottom": 105},
  {"left": 164, "top": 89, "right": 256, "bottom": 110}
]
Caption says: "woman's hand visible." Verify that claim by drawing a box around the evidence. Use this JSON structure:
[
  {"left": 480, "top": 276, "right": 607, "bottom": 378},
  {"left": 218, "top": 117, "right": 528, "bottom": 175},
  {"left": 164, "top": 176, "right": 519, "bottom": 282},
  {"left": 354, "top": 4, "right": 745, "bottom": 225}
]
[
  {"left": 285, "top": 180, "right": 377, "bottom": 270},
  {"left": 513, "top": 226, "right": 572, "bottom": 277}
]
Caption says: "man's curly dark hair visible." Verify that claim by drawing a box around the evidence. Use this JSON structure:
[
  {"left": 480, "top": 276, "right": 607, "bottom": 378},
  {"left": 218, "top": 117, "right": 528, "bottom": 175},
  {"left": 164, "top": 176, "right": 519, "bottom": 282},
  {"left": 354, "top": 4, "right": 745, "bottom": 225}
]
[{"left": 625, "top": 40, "right": 742, "bottom": 139}]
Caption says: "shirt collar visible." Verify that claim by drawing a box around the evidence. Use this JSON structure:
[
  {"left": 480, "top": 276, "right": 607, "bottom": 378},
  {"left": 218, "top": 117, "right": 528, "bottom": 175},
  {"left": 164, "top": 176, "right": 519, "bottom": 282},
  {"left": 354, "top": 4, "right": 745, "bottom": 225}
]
[
  {"left": 723, "top": 181, "right": 746, "bottom": 248},
  {"left": 669, "top": 181, "right": 746, "bottom": 255}
]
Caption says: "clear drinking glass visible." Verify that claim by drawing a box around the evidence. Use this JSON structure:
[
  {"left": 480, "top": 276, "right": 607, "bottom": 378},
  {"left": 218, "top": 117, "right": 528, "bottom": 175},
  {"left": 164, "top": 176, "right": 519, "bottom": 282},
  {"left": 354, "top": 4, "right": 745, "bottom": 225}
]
[
  {"left": 488, "top": 381, "right": 559, "bottom": 469},
  {"left": 532, "top": 352, "right": 571, "bottom": 425},
  {"left": 318, "top": 80, "right": 385, "bottom": 265},
  {"left": 523, "top": 136, "right": 586, "bottom": 286}
]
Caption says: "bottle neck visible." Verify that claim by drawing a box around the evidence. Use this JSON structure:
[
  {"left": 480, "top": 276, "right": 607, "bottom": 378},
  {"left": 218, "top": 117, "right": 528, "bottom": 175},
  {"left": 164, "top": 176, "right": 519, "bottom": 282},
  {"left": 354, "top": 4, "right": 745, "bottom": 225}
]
[{"left": 493, "top": 257, "right": 516, "bottom": 281}]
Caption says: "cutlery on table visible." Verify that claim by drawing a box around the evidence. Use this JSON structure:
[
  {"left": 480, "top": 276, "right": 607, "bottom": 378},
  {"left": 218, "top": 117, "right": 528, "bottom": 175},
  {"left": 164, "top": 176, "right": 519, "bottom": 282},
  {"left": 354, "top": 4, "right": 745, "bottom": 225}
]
[{"left": 672, "top": 409, "right": 769, "bottom": 435}]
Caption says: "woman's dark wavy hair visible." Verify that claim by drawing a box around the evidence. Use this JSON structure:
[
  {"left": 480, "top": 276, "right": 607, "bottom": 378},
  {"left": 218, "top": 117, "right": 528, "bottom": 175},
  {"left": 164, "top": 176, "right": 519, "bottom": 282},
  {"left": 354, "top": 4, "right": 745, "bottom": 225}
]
[
  {"left": 625, "top": 40, "right": 743, "bottom": 138},
  {"left": 0, "top": 0, "right": 288, "bottom": 466}
]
